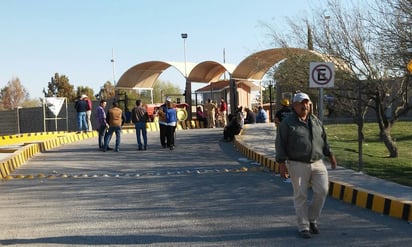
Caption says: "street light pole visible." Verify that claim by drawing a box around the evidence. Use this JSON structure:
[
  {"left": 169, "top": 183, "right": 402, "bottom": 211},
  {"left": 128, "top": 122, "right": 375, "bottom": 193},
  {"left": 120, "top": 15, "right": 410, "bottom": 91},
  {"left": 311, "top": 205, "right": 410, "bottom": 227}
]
[
  {"left": 181, "top": 33, "right": 192, "bottom": 119},
  {"left": 181, "top": 33, "right": 188, "bottom": 77}
]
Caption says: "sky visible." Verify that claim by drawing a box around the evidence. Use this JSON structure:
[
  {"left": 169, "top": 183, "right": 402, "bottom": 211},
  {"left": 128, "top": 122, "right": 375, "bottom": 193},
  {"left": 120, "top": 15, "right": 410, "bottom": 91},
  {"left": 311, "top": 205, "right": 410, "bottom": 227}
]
[{"left": 1, "top": 0, "right": 318, "bottom": 99}]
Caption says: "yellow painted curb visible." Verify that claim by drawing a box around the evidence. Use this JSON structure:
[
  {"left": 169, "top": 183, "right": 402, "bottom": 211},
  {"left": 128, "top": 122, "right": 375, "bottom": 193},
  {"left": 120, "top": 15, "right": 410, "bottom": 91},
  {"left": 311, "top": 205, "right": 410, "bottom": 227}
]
[{"left": 234, "top": 127, "right": 412, "bottom": 222}]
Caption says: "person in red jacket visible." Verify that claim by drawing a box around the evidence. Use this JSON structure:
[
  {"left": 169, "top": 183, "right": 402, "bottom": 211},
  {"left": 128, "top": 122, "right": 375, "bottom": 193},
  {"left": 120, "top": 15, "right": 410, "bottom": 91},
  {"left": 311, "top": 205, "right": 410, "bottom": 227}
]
[
  {"left": 218, "top": 97, "right": 227, "bottom": 127},
  {"left": 82, "top": 94, "right": 93, "bottom": 132}
]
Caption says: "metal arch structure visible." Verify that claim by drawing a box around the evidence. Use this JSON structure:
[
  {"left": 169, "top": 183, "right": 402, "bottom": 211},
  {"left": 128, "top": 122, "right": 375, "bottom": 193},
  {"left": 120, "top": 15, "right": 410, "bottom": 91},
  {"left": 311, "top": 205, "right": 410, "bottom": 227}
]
[
  {"left": 232, "top": 48, "right": 314, "bottom": 80},
  {"left": 116, "top": 61, "right": 198, "bottom": 89},
  {"left": 116, "top": 60, "right": 238, "bottom": 120},
  {"left": 188, "top": 61, "right": 236, "bottom": 83},
  {"left": 116, "top": 60, "right": 237, "bottom": 88},
  {"left": 116, "top": 47, "right": 318, "bottom": 118},
  {"left": 229, "top": 47, "right": 316, "bottom": 114},
  {"left": 185, "top": 61, "right": 237, "bottom": 119}
]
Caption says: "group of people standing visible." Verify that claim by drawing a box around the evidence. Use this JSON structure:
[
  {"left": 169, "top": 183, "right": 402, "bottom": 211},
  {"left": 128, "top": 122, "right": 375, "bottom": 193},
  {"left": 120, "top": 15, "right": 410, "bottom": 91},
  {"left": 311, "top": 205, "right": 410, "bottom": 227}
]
[
  {"left": 91, "top": 96, "right": 179, "bottom": 153},
  {"left": 94, "top": 98, "right": 153, "bottom": 152},
  {"left": 95, "top": 100, "right": 125, "bottom": 152},
  {"left": 197, "top": 97, "right": 271, "bottom": 130},
  {"left": 196, "top": 97, "right": 228, "bottom": 128},
  {"left": 157, "top": 97, "right": 177, "bottom": 150}
]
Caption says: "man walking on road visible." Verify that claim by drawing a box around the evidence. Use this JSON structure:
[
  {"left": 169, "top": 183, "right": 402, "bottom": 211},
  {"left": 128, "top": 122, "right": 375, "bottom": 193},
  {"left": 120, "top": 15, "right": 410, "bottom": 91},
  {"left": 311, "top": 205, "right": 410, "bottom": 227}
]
[{"left": 275, "top": 92, "right": 337, "bottom": 239}]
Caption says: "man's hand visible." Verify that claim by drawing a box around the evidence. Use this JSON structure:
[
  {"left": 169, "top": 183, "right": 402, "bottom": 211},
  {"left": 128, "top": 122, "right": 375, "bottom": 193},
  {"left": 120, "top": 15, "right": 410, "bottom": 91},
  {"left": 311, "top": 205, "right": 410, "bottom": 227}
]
[
  {"left": 330, "top": 155, "right": 337, "bottom": 170},
  {"left": 279, "top": 162, "right": 288, "bottom": 179}
]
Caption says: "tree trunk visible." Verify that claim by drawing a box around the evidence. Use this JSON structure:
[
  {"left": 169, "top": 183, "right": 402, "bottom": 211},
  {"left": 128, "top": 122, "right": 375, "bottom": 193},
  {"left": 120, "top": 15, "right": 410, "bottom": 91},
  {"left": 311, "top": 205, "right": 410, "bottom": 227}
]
[
  {"left": 374, "top": 89, "right": 398, "bottom": 157},
  {"left": 380, "top": 129, "right": 398, "bottom": 157}
]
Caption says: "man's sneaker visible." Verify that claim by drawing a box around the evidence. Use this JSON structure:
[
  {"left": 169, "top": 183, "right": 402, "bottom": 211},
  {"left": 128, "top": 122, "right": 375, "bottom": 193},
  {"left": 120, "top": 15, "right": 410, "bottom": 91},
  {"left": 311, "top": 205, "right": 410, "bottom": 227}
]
[
  {"left": 299, "top": 230, "right": 311, "bottom": 239},
  {"left": 309, "top": 223, "right": 320, "bottom": 234}
]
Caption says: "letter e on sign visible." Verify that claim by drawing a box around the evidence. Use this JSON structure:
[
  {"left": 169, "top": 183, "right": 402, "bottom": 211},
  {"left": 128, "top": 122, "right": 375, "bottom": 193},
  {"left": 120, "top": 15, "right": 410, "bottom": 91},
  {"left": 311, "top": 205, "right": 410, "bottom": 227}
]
[{"left": 309, "top": 62, "right": 334, "bottom": 88}]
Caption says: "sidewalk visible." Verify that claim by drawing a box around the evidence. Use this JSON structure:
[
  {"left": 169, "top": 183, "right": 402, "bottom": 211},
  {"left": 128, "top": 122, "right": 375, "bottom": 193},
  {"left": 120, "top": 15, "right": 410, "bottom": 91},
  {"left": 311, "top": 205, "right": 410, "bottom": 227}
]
[{"left": 235, "top": 123, "right": 412, "bottom": 222}]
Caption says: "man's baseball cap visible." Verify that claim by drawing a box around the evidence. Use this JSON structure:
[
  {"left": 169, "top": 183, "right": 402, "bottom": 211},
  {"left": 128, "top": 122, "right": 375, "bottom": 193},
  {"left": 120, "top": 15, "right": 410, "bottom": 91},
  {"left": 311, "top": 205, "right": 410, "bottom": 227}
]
[{"left": 293, "top": 92, "right": 311, "bottom": 103}]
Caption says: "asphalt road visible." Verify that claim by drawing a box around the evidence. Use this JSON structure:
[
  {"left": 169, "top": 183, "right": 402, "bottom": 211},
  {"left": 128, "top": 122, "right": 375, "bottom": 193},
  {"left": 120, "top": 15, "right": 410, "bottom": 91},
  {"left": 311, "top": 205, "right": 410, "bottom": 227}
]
[{"left": 0, "top": 128, "right": 411, "bottom": 246}]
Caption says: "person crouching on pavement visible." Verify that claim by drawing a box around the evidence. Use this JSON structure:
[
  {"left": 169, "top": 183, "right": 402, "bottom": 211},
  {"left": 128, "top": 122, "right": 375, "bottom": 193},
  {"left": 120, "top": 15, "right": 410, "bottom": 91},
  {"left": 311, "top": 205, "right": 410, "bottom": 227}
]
[
  {"left": 275, "top": 92, "right": 337, "bottom": 239},
  {"left": 223, "top": 106, "right": 244, "bottom": 142}
]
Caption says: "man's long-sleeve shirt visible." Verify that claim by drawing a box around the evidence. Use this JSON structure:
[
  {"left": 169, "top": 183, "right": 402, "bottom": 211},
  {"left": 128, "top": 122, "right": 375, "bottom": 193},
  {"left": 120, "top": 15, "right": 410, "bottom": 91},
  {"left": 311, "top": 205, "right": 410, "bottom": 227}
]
[
  {"left": 95, "top": 106, "right": 107, "bottom": 128},
  {"left": 275, "top": 111, "right": 332, "bottom": 163}
]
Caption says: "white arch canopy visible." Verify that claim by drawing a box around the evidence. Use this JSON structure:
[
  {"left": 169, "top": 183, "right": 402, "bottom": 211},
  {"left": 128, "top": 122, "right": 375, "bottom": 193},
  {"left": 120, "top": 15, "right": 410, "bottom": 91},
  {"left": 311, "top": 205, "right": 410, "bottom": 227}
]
[
  {"left": 115, "top": 47, "right": 322, "bottom": 116},
  {"left": 116, "top": 47, "right": 316, "bottom": 88},
  {"left": 116, "top": 61, "right": 197, "bottom": 88}
]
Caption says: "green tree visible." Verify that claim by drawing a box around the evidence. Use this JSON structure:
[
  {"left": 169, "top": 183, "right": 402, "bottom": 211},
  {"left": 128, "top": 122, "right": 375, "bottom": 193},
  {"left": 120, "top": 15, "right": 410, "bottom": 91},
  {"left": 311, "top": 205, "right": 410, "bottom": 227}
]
[
  {"left": 0, "top": 77, "right": 29, "bottom": 110},
  {"left": 76, "top": 86, "right": 95, "bottom": 100},
  {"left": 44, "top": 73, "right": 75, "bottom": 102},
  {"left": 152, "top": 79, "right": 183, "bottom": 103},
  {"left": 99, "top": 81, "right": 116, "bottom": 100}
]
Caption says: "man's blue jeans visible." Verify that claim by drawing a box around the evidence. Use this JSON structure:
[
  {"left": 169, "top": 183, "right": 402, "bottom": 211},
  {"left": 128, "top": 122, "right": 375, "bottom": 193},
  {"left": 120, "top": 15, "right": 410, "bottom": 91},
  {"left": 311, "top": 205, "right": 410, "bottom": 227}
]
[
  {"left": 104, "top": 126, "right": 121, "bottom": 152},
  {"left": 98, "top": 125, "right": 107, "bottom": 149},
  {"left": 77, "top": 111, "right": 88, "bottom": 132},
  {"left": 134, "top": 122, "right": 147, "bottom": 149}
]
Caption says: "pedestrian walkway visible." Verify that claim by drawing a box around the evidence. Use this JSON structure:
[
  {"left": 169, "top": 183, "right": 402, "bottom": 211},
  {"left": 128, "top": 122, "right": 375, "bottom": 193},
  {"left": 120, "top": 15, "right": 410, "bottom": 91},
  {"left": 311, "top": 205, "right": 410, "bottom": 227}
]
[{"left": 234, "top": 123, "right": 412, "bottom": 222}]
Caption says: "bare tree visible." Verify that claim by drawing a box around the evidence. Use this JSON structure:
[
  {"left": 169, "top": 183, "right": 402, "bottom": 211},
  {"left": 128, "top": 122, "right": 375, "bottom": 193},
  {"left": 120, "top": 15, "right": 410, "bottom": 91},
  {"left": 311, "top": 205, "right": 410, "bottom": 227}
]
[
  {"left": 264, "top": 0, "right": 412, "bottom": 158},
  {"left": 0, "top": 77, "right": 29, "bottom": 110},
  {"left": 367, "top": 0, "right": 412, "bottom": 156}
]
